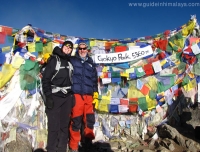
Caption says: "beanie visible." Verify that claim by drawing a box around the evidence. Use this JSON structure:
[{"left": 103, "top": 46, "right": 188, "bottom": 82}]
[{"left": 61, "top": 41, "right": 73, "bottom": 50}]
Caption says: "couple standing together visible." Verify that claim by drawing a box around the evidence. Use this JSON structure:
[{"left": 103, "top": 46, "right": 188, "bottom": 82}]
[{"left": 42, "top": 41, "right": 98, "bottom": 152}]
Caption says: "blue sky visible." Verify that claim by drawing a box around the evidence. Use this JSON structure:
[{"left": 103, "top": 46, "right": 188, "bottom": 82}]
[{"left": 0, "top": 0, "right": 200, "bottom": 47}]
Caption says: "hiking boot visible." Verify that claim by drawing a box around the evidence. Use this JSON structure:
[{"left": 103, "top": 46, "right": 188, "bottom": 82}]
[{"left": 81, "top": 138, "right": 94, "bottom": 151}]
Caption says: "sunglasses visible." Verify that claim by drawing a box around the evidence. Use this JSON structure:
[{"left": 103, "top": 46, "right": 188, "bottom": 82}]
[
  {"left": 65, "top": 44, "right": 73, "bottom": 49},
  {"left": 78, "top": 47, "right": 87, "bottom": 50}
]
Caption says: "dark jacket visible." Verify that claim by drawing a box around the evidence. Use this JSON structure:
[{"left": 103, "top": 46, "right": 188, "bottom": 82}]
[
  {"left": 42, "top": 46, "right": 72, "bottom": 97},
  {"left": 70, "top": 53, "right": 98, "bottom": 95}
]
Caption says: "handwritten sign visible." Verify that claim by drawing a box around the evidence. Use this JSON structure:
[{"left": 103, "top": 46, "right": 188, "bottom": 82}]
[{"left": 94, "top": 45, "right": 153, "bottom": 63}]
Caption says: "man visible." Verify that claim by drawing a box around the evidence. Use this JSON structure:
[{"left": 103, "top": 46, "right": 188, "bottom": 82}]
[
  {"left": 69, "top": 42, "right": 98, "bottom": 152},
  {"left": 42, "top": 41, "right": 75, "bottom": 152}
]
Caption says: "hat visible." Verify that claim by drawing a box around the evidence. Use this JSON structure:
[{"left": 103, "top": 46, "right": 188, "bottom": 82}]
[
  {"left": 78, "top": 42, "right": 88, "bottom": 47},
  {"left": 62, "top": 41, "right": 73, "bottom": 50}
]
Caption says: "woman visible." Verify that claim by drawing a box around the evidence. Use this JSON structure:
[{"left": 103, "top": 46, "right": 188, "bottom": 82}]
[{"left": 42, "top": 41, "right": 74, "bottom": 152}]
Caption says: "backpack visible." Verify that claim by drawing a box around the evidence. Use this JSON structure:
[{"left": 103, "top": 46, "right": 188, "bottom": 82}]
[
  {"left": 39, "top": 55, "right": 73, "bottom": 103},
  {"left": 40, "top": 54, "right": 73, "bottom": 82}
]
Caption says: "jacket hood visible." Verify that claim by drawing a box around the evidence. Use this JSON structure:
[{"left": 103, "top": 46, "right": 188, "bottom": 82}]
[{"left": 53, "top": 46, "right": 71, "bottom": 60}]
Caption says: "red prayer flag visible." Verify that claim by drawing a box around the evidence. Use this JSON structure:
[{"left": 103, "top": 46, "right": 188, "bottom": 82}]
[
  {"left": 0, "top": 26, "right": 12, "bottom": 36},
  {"left": 0, "top": 32, "right": 6, "bottom": 44}
]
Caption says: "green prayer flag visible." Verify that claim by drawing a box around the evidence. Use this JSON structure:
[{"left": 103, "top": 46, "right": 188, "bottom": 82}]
[
  {"left": 135, "top": 66, "right": 145, "bottom": 78},
  {"left": 35, "top": 42, "right": 43, "bottom": 52},
  {"left": 149, "top": 90, "right": 157, "bottom": 99},
  {"left": 138, "top": 97, "right": 148, "bottom": 111},
  {"left": 182, "top": 75, "right": 190, "bottom": 86}
]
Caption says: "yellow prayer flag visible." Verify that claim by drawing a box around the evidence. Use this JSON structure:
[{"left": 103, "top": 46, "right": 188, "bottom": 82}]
[
  {"left": 96, "top": 40, "right": 106, "bottom": 47},
  {"left": 27, "top": 42, "right": 36, "bottom": 52},
  {"left": 102, "top": 90, "right": 111, "bottom": 101},
  {"left": 154, "top": 37, "right": 161, "bottom": 41},
  {"left": 183, "top": 79, "right": 197, "bottom": 92},
  {"left": 2, "top": 46, "right": 11, "bottom": 52},
  {"left": 102, "top": 66, "right": 108, "bottom": 72},
  {"left": 127, "top": 42, "right": 136, "bottom": 47},
  {"left": 147, "top": 76, "right": 158, "bottom": 91},
  {"left": 120, "top": 72, "right": 129, "bottom": 78},
  {"left": 11, "top": 55, "right": 24, "bottom": 69},
  {"left": 188, "top": 79, "right": 197, "bottom": 90},
  {"left": 128, "top": 86, "right": 144, "bottom": 98},
  {"left": 182, "top": 20, "right": 196, "bottom": 36},
  {"left": 146, "top": 95, "right": 157, "bottom": 110},
  {"left": 126, "top": 67, "right": 135, "bottom": 73},
  {"left": 0, "top": 64, "right": 17, "bottom": 88},
  {"left": 98, "top": 103, "right": 109, "bottom": 112},
  {"left": 43, "top": 42, "right": 53, "bottom": 54},
  {"left": 98, "top": 90, "right": 111, "bottom": 112},
  {"left": 90, "top": 39, "right": 95, "bottom": 47},
  {"left": 174, "top": 38, "right": 184, "bottom": 49},
  {"left": 35, "top": 37, "right": 41, "bottom": 42}
]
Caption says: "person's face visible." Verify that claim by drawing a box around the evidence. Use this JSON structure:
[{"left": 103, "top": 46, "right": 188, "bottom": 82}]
[
  {"left": 62, "top": 44, "right": 73, "bottom": 55},
  {"left": 78, "top": 44, "right": 88, "bottom": 58}
]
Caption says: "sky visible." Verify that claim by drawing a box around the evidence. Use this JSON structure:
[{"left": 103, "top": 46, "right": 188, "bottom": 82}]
[{"left": 0, "top": 0, "right": 200, "bottom": 47}]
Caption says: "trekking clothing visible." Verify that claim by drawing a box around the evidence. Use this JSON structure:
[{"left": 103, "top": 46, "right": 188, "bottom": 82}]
[
  {"left": 69, "top": 94, "right": 95, "bottom": 150},
  {"left": 70, "top": 53, "right": 98, "bottom": 95},
  {"left": 42, "top": 46, "right": 73, "bottom": 98},
  {"left": 46, "top": 94, "right": 74, "bottom": 152},
  {"left": 69, "top": 52, "right": 98, "bottom": 150},
  {"left": 42, "top": 44, "right": 74, "bottom": 152}
]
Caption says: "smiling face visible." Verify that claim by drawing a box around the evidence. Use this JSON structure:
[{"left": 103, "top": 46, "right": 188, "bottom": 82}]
[
  {"left": 78, "top": 43, "right": 88, "bottom": 58},
  {"left": 62, "top": 44, "right": 73, "bottom": 55}
]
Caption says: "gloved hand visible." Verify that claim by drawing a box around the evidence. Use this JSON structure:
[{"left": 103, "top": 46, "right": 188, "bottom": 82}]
[
  {"left": 92, "top": 92, "right": 99, "bottom": 109},
  {"left": 46, "top": 94, "right": 54, "bottom": 109},
  {"left": 92, "top": 98, "right": 99, "bottom": 109}
]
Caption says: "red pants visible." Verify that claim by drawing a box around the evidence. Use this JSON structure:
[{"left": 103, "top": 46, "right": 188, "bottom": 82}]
[{"left": 69, "top": 94, "right": 95, "bottom": 150}]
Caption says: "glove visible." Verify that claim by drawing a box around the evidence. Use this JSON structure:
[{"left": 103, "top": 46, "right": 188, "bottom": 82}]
[
  {"left": 93, "top": 92, "right": 99, "bottom": 109},
  {"left": 46, "top": 94, "right": 54, "bottom": 109},
  {"left": 92, "top": 98, "right": 99, "bottom": 109}
]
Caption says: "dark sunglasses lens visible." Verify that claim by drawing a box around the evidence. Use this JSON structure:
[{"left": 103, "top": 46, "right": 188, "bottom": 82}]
[{"left": 79, "top": 47, "right": 87, "bottom": 50}]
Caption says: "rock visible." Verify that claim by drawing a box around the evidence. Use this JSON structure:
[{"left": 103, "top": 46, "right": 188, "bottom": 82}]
[
  {"left": 168, "top": 143, "right": 175, "bottom": 151},
  {"left": 157, "top": 124, "right": 200, "bottom": 151},
  {"left": 143, "top": 134, "right": 149, "bottom": 141},
  {"left": 4, "top": 133, "right": 32, "bottom": 152},
  {"left": 148, "top": 139, "right": 156, "bottom": 150}
]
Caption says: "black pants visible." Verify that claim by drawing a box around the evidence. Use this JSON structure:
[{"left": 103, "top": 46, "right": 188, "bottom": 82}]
[{"left": 46, "top": 94, "right": 74, "bottom": 152}]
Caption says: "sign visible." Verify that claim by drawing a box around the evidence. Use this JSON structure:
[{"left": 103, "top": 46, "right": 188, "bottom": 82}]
[{"left": 94, "top": 45, "right": 153, "bottom": 63}]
